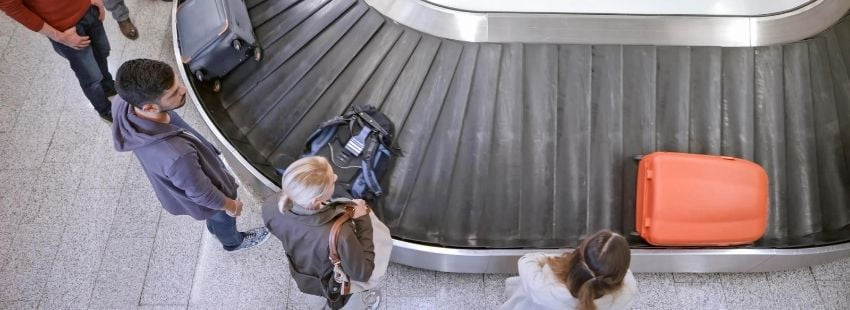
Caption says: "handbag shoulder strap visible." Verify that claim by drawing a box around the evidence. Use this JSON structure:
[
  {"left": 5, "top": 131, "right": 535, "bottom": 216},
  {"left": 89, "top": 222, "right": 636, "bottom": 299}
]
[
  {"left": 328, "top": 206, "right": 354, "bottom": 265},
  {"left": 328, "top": 205, "right": 354, "bottom": 296}
]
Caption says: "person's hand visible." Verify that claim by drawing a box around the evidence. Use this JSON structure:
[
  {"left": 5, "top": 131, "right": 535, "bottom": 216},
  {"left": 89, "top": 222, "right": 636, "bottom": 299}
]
[
  {"left": 92, "top": 0, "right": 106, "bottom": 22},
  {"left": 352, "top": 199, "right": 370, "bottom": 218},
  {"left": 224, "top": 198, "right": 243, "bottom": 217},
  {"left": 57, "top": 27, "right": 90, "bottom": 50}
]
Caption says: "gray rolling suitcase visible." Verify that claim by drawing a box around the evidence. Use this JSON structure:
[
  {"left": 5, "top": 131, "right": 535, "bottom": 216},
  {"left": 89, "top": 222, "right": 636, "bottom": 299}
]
[{"left": 177, "top": 0, "right": 262, "bottom": 92}]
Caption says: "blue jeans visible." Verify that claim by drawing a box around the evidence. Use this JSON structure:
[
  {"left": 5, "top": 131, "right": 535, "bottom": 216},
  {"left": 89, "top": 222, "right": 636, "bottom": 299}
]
[
  {"left": 206, "top": 211, "right": 244, "bottom": 250},
  {"left": 104, "top": 0, "right": 130, "bottom": 22},
  {"left": 50, "top": 6, "right": 114, "bottom": 116}
]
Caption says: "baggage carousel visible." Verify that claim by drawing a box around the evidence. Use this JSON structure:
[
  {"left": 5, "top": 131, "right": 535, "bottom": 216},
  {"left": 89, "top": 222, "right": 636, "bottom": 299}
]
[{"left": 172, "top": 0, "right": 850, "bottom": 272}]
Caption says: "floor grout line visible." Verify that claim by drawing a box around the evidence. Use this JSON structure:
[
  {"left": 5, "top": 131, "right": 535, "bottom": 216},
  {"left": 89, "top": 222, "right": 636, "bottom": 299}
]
[{"left": 137, "top": 207, "right": 165, "bottom": 307}]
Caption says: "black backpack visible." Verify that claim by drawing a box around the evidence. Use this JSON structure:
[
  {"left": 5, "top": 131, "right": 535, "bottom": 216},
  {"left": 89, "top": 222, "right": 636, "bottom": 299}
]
[{"left": 300, "top": 105, "right": 400, "bottom": 200}]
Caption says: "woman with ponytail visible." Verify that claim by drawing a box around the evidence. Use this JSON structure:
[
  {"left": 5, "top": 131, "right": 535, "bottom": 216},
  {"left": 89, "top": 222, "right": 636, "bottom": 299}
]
[
  {"left": 262, "top": 156, "right": 385, "bottom": 309},
  {"left": 500, "top": 230, "right": 637, "bottom": 310}
]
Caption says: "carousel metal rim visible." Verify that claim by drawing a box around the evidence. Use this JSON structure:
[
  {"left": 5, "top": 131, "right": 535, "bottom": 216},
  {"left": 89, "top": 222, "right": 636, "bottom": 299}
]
[
  {"left": 419, "top": 0, "right": 817, "bottom": 17},
  {"left": 363, "top": 0, "right": 850, "bottom": 46},
  {"left": 391, "top": 239, "right": 850, "bottom": 273},
  {"left": 170, "top": 0, "right": 850, "bottom": 273}
]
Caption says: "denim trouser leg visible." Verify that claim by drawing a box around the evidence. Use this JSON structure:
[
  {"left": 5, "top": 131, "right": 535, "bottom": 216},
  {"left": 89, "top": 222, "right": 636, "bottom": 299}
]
[
  {"left": 103, "top": 0, "right": 130, "bottom": 22},
  {"left": 206, "top": 211, "right": 244, "bottom": 250},
  {"left": 49, "top": 6, "right": 113, "bottom": 115},
  {"left": 90, "top": 22, "right": 115, "bottom": 96}
]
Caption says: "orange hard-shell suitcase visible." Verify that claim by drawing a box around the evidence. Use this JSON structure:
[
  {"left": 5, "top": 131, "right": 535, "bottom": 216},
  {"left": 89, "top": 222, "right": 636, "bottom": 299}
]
[{"left": 635, "top": 152, "right": 769, "bottom": 246}]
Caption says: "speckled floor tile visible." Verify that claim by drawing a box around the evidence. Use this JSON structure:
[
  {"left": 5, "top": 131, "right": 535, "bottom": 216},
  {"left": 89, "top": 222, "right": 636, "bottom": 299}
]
[
  {"left": 816, "top": 280, "right": 850, "bottom": 310},
  {"left": 631, "top": 273, "right": 680, "bottom": 310},
  {"left": 435, "top": 272, "right": 485, "bottom": 310},
  {"left": 383, "top": 264, "right": 437, "bottom": 297},
  {"left": 384, "top": 297, "right": 437, "bottom": 310},
  {"left": 0, "top": 301, "right": 39, "bottom": 310},
  {"left": 672, "top": 272, "right": 725, "bottom": 283},
  {"left": 40, "top": 224, "right": 111, "bottom": 309},
  {"left": 66, "top": 190, "right": 121, "bottom": 228},
  {"left": 0, "top": 169, "right": 41, "bottom": 226},
  {"left": 139, "top": 214, "right": 203, "bottom": 306},
  {"left": 235, "top": 239, "right": 290, "bottom": 307},
  {"left": 110, "top": 188, "right": 161, "bottom": 239},
  {"left": 0, "top": 223, "right": 64, "bottom": 301},
  {"left": 187, "top": 230, "right": 247, "bottom": 309},
  {"left": 137, "top": 305, "right": 188, "bottom": 310},
  {"left": 484, "top": 273, "right": 512, "bottom": 310},
  {"left": 812, "top": 257, "right": 850, "bottom": 282},
  {"left": 675, "top": 282, "right": 727, "bottom": 309},
  {"left": 0, "top": 232, "right": 13, "bottom": 271},
  {"left": 720, "top": 273, "right": 777, "bottom": 310},
  {"left": 89, "top": 238, "right": 155, "bottom": 306},
  {"left": 767, "top": 267, "right": 825, "bottom": 309}
]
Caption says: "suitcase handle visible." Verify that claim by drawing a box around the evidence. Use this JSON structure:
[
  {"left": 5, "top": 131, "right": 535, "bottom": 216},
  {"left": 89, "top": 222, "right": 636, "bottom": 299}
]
[{"left": 642, "top": 169, "right": 653, "bottom": 229}]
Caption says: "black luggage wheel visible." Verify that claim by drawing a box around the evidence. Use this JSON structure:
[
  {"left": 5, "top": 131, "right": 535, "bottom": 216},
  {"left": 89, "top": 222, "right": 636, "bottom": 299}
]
[
  {"left": 253, "top": 47, "right": 263, "bottom": 62},
  {"left": 195, "top": 70, "right": 206, "bottom": 82},
  {"left": 212, "top": 79, "right": 222, "bottom": 93}
]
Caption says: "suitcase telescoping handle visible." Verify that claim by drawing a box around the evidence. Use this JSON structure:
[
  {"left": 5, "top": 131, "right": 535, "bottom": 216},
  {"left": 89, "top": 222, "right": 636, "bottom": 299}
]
[{"left": 642, "top": 168, "right": 652, "bottom": 229}]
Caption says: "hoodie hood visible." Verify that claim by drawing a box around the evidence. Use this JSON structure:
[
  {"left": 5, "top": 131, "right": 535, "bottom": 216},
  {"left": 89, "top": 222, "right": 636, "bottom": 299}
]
[{"left": 111, "top": 97, "right": 184, "bottom": 152}]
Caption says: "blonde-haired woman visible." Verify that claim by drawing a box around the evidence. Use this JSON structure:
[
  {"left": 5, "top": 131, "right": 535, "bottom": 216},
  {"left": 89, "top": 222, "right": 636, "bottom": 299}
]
[{"left": 262, "top": 156, "right": 383, "bottom": 309}]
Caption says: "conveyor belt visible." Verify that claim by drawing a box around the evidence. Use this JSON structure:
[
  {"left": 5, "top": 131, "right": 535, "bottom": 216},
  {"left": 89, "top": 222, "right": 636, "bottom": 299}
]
[{"left": 181, "top": 0, "right": 850, "bottom": 249}]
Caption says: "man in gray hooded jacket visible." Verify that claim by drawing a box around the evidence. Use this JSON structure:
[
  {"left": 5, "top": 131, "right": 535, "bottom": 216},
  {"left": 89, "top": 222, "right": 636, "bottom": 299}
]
[{"left": 111, "top": 58, "right": 269, "bottom": 251}]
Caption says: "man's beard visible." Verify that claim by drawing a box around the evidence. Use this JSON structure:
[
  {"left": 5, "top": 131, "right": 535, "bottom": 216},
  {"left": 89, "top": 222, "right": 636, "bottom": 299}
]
[{"left": 160, "top": 95, "right": 187, "bottom": 112}]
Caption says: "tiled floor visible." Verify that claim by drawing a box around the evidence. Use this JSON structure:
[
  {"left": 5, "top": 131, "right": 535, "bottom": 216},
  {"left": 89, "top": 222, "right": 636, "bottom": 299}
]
[{"left": 1, "top": 1, "right": 849, "bottom": 309}]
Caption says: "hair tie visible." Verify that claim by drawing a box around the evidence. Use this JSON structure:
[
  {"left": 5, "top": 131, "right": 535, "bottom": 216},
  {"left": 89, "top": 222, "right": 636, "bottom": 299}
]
[{"left": 581, "top": 260, "right": 597, "bottom": 278}]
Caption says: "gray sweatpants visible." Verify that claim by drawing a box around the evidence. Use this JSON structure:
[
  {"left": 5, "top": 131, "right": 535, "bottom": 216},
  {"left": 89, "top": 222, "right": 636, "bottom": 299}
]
[{"left": 104, "top": 0, "right": 130, "bottom": 22}]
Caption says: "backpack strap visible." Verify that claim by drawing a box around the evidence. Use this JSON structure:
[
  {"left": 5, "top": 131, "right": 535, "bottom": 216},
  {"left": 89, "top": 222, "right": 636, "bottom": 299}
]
[
  {"left": 303, "top": 116, "right": 356, "bottom": 156},
  {"left": 356, "top": 135, "right": 384, "bottom": 198},
  {"left": 352, "top": 109, "right": 403, "bottom": 156},
  {"left": 355, "top": 110, "right": 389, "bottom": 137},
  {"left": 328, "top": 205, "right": 355, "bottom": 296},
  {"left": 378, "top": 134, "right": 403, "bottom": 156},
  {"left": 359, "top": 159, "right": 383, "bottom": 197},
  {"left": 304, "top": 126, "right": 338, "bottom": 156}
]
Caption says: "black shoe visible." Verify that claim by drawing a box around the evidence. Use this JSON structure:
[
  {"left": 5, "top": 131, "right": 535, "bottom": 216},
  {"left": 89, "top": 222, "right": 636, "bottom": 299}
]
[{"left": 99, "top": 112, "right": 113, "bottom": 123}]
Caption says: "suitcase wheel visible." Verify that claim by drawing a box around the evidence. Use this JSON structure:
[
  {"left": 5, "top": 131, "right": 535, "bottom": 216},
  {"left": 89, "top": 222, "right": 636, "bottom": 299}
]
[
  {"left": 253, "top": 47, "right": 263, "bottom": 62},
  {"left": 194, "top": 70, "right": 206, "bottom": 82},
  {"left": 232, "top": 39, "right": 242, "bottom": 51},
  {"left": 212, "top": 79, "right": 222, "bottom": 93}
]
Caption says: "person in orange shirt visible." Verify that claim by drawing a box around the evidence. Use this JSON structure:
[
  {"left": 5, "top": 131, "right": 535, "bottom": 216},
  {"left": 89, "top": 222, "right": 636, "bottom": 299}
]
[{"left": 0, "top": 0, "right": 116, "bottom": 122}]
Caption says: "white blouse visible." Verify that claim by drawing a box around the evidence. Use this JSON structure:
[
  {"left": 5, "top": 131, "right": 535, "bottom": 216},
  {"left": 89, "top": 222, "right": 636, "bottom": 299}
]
[{"left": 500, "top": 252, "right": 638, "bottom": 310}]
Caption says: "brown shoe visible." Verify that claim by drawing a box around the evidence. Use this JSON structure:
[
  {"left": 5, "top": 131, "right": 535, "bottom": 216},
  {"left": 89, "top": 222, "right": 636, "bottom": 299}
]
[{"left": 118, "top": 19, "right": 138, "bottom": 40}]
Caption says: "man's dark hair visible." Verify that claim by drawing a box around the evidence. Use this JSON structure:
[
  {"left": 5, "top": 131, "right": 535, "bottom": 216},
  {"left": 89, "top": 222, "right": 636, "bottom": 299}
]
[{"left": 115, "top": 59, "right": 175, "bottom": 108}]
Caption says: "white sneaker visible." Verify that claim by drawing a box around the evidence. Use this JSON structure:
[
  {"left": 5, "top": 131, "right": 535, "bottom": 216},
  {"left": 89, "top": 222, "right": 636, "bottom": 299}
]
[
  {"left": 362, "top": 290, "right": 381, "bottom": 310},
  {"left": 227, "top": 227, "right": 270, "bottom": 252}
]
